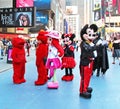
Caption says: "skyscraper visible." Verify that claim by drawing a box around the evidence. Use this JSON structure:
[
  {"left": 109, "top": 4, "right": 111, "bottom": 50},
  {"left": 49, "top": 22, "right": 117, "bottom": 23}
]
[{"left": 65, "top": 0, "right": 92, "bottom": 39}]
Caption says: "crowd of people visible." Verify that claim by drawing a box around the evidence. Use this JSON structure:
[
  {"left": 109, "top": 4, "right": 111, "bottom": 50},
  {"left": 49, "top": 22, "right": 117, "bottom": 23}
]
[
  {"left": 0, "top": 37, "right": 37, "bottom": 60},
  {"left": 0, "top": 38, "right": 12, "bottom": 60},
  {"left": 1, "top": 23, "right": 120, "bottom": 99}
]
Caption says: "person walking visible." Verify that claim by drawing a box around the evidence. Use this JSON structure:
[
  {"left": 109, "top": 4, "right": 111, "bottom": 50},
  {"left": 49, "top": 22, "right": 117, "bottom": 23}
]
[
  {"left": 112, "top": 37, "right": 120, "bottom": 65},
  {"left": 26, "top": 39, "right": 31, "bottom": 56},
  {"left": 0, "top": 38, "right": 4, "bottom": 60}
]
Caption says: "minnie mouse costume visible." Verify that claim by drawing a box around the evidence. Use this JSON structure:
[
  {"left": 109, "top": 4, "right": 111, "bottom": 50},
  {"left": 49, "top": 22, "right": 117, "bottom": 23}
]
[{"left": 61, "top": 33, "right": 76, "bottom": 81}]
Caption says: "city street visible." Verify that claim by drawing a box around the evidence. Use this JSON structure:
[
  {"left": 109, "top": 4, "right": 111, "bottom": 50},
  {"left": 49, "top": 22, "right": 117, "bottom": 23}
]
[{"left": 0, "top": 50, "right": 120, "bottom": 109}]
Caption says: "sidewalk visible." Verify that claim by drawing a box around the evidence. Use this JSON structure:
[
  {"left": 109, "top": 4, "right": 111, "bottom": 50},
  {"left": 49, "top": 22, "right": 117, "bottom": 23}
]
[
  {"left": 0, "top": 55, "right": 12, "bottom": 73},
  {"left": 0, "top": 50, "right": 120, "bottom": 109}
]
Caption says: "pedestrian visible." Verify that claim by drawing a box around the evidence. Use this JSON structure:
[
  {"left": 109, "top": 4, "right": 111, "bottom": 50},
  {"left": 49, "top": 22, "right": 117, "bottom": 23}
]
[
  {"left": 61, "top": 33, "right": 76, "bottom": 81},
  {"left": 79, "top": 24, "right": 100, "bottom": 98},
  {"left": 26, "top": 39, "right": 31, "bottom": 56},
  {"left": 112, "top": 37, "right": 120, "bottom": 65},
  {"left": 45, "top": 30, "right": 64, "bottom": 89},
  {"left": 0, "top": 38, "right": 4, "bottom": 60},
  {"left": 108, "top": 40, "right": 113, "bottom": 51},
  {"left": 11, "top": 37, "right": 26, "bottom": 84},
  {"left": 35, "top": 30, "right": 48, "bottom": 85}
]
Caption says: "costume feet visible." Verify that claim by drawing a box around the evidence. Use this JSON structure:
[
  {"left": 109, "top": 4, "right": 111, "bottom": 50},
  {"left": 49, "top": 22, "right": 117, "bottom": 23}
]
[
  {"left": 21, "top": 78, "right": 26, "bottom": 83},
  {"left": 47, "top": 81, "right": 59, "bottom": 89},
  {"left": 112, "top": 62, "right": 115, "bottom": 64},
  {"left": 35, "top": 79, "right": 47, "bottom": 85},
  {"left": 13, "top": 78, "right": 26, "bottom": 84},
  {"left": 96, "top": 72, "right": 100, "bottom": 77},
  {"left": 87, "top": 87, "right": 93, "bottom": 93},
  {"left": 61, "top": 75, "right": 74, "bottom": 81},
  {"left": 80, "top": 92, "right": 91, "bottom": 99}
]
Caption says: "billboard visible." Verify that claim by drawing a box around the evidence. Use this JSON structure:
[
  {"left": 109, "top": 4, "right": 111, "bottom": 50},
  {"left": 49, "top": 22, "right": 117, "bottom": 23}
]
[
  {"left": 105, "top": 0, "right": 120, "bottom": 16},
  {"left": 16, "top": 0, "right": 33, "bottom": 7},
  {"left": 93, "top": 0, "right": 101, "bottom": 21},
  {"left": 0, "top": 0, "right": 13, "bottom": 8},
  {"left": 29, "top": 11, "right": 49, "bottom": 33},
  {"left": 66, "top": 6, "right": 78, "bottom": 15},
  {"left": 0, "top": 7, "right": 35, "bottom": 27},
  {"left": 94, "top": 9, "right": 101, "bottom": 21},
  {"left": 36, "top": 11, "right": 48, "bottom": 25},
  {"left": 34, "top": 0, "right": 51, "bottom": 10}
]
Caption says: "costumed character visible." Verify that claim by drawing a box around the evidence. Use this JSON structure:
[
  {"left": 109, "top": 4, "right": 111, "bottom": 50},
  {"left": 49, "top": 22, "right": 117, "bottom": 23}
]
[
  {"left": 61, "top": 33, "right": 76, "bottom": 81},
  {"left": 35, "top": 30, "right": 48, "bottom": 85},
  {"left": 93, "top": 32, "right": 109, "bottom": 76},
  {"left": 79, "top": 24, "right": 100, "bottom": 98},
  {"left": 11, "top": 37, "right": 26, "bottom": 84},
  {"left": 46, "top": 30, "right": 64, "bottom": 89}
]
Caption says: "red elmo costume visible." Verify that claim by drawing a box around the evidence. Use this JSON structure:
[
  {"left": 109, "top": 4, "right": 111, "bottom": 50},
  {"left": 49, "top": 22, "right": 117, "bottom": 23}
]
[
  {"left": 11, "top": 37, "right": 26, "bottom": 84},
  {"left": 35, "top": 30, "right": 48, "bottom": 85}
]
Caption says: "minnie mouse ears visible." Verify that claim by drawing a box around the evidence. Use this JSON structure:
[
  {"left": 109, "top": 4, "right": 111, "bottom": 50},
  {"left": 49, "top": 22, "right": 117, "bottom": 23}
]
[
  {"left": 61, "top": 33, "right": 75, "bottom": 39},
  {"left": 69, "top": 33, "right": 75, "bottom": 41}
]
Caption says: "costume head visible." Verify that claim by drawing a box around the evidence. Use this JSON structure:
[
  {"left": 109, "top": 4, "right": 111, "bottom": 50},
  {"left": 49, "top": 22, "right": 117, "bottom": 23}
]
[
  {"left": 37, "top": 30, "right": 48, "bottom": 44},
  {"left": 80, "top": 24, "right": 98, "bottom": 42},
  {"left": 46, "top": 30, "right": 64, "bottom": 57},
  {"left": 61, "top": 33, "right": 75, "bottom": 45},
  {"left": 12, "top": 37, "right": 25, "bottom": 49}
]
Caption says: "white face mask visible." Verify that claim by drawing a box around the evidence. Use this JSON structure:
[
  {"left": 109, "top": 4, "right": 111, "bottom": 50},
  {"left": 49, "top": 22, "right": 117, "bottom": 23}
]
[{"left": 87, "top": 29, "right": 96, "bottom": 41}]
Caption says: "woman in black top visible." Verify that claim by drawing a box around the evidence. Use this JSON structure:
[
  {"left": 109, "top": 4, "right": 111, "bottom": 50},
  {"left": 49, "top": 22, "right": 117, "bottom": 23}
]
[{"left": 112, "top": 37, "right": 120, "bottom": 65}]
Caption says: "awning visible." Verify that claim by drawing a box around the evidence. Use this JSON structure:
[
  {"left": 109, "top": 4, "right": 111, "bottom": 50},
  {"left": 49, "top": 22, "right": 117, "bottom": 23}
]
[{"left": 0, "top": 34, "right": 29, "bottom": 39}]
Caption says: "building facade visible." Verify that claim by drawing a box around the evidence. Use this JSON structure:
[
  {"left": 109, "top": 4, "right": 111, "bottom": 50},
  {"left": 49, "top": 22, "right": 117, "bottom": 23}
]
[{"left": 0, "top": 0, "right": 66, "bottom": 38}]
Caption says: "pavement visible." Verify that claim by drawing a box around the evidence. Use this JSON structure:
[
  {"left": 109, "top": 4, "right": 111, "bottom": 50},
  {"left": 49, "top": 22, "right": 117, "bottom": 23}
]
[
  {"left": 0, "top": 50, "right": 120, "bottom": 109},
  {"left": 0, "top": 56, "right": 13, "bottom": 73}
]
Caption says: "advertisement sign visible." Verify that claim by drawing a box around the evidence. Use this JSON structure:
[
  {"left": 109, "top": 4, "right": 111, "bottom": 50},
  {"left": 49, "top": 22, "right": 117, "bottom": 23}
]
[
  {"left": 0, "top": 0, "right": 13, "bottom": 8},
  {"left": 36, "top": 11, "right": 48, "bottom": 25},
  {"left": 0, "top": 7, "right": 35, "bottom": 27},
  {"left": 94, "top": 9, "right": 101, "bottom": 21},
  {"left": 34, "top": 0, "right": 51, "bottom": 10},
  {"left": 29, "top": 11, "right": 49, "bottom": 33},
  {"left": 16, "top": 0, "right": 33, "bottom": 7},
  {"left": 93, "top": 0, "right": 101, "bottom": 21},
  {"left": 105, "top": 0, "right": 120, "bottom": 16},
  {"left": 66, "top": 6, "right": 78, "bottom": 15}
]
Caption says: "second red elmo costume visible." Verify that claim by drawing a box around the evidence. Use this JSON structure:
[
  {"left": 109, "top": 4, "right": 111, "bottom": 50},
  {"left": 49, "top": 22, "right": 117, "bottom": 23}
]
[{"left": 35, "top": 30, "right": 48, "bottom": 85}]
